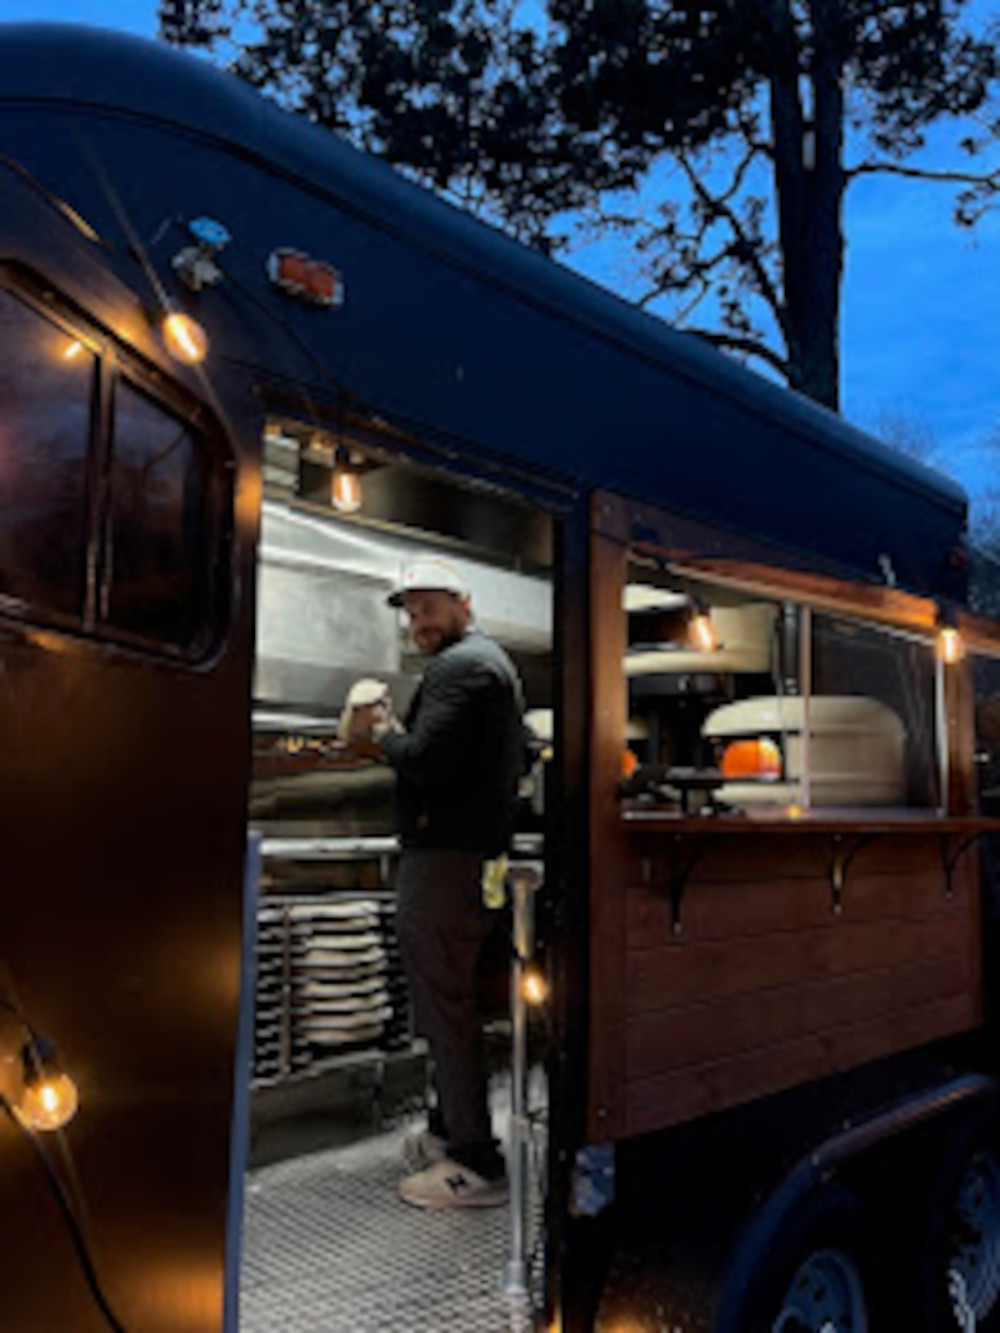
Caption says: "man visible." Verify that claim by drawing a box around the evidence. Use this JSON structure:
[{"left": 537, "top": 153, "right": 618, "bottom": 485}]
[{"left": 349, "top": 556, "right": 525, "bottom": 1209}]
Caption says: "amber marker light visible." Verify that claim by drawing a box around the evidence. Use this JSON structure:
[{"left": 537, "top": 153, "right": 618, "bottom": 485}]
[
  {"left": 14, "top": 1038, "right": 79, "bottom": 1133},
  {"left": 522, "top": 965, "right": 549, "bottom": 1007},
  {"left": 62, "top": 339, "right": 85, "bottom": 361},
  {"left": 162, "top": 311, "right": 209, "bottom": 364}
]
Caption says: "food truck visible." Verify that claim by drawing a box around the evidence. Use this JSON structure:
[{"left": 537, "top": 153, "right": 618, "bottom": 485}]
[{"left": 1, "top": 21, "right": 1000, "bottom": 1333}]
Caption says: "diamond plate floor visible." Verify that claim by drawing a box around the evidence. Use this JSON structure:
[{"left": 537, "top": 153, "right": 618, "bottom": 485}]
[{"left": 240, "top": 1118, "right": 544, "bottom": 1332}]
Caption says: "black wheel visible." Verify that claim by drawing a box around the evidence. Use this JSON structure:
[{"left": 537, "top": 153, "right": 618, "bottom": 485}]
[
  {"left": 718, "top": 1184, "right": 882, "bottom": 1333},
  {"left": 918, "top": 1108, "right": 1000, "bottom": 1332}
]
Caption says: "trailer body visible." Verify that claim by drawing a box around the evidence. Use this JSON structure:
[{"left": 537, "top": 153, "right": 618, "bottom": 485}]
[{"left": 0, "top": 23, "right": 997, "bottom": 1333}]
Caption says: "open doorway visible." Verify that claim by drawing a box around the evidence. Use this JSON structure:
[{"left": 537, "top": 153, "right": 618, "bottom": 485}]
[{"left": 240, "top": 414, "right": 554, "bottom": 1329}]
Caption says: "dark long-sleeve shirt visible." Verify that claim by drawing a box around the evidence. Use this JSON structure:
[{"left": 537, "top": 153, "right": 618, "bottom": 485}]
[{"left": 380, "top": 629, "right": 525, "bottom": 854}]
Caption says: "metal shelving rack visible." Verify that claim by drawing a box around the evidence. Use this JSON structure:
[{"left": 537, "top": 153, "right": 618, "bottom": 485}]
[{"left": 251, "top": 837, "right": 410, "bottom": 1090}]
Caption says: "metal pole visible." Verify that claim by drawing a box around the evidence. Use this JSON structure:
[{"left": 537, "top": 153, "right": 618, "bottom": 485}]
[{"left": 504, "top": 861, "right": 543, "bottom": 1309}]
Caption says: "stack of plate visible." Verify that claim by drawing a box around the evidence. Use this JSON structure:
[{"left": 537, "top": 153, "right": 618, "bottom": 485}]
[
  {"left": 251, "top": 896, "right": 411, "bottom": 1083},
  {"left": 293, "top": 900, "right": 395, "bottom": 1051}
]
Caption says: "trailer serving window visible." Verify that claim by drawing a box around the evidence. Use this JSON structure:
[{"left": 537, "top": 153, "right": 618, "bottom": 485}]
[
  {"left": 622, "top": 563, "right": 940, "bottom": 815},
  {"left": 0, "top": 277, "right": 230, "bottom": 658}
]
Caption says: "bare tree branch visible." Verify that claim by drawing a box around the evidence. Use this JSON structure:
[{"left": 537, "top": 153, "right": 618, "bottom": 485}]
[
  {"left": 671, "top": 280, "right": 713, "bottom": 325},
  {"left": 676, "top": 152, "right": 784, "bottom": 324},
  {"left": 718, "top": 142, "right": 767, "bottom": 205},
  {"left": 848, "top": 160, "right": 1000, "bottom": 188}
]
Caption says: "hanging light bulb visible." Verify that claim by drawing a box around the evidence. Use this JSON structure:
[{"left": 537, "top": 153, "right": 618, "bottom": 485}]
[
  {"left": 689, "top": 600, "right": 718, "bottom": 652},
  {"left": 937, "top": 627, "right": 964, "bottom": 665},
  {"left": 331, "top": 461, "right": 363, "bottom": 514},
  {"left": 936, "top": 604, "right": 965, "bottom": 665},
  {"left": 14, "top": 1037, "right": 78, "bottom": 1132},
  {"left": 521, "top": 965, "right": 549, "bottom": 1007},
  {"left": 162, "top": 310, "right": 209, "bottom": 364}
]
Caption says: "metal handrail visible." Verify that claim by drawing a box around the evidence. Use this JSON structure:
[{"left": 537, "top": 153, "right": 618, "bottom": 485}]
[{"left": 504, "top": 860, "right": 544, "bottom": 1313}]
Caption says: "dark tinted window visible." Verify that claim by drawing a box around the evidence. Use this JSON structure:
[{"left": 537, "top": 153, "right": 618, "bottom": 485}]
[
  {"left": 0, "top": 290, "right": 93, "bottom": 617},
  {"left": 104, "top": 380, "right": 211, "bottom": 650}
]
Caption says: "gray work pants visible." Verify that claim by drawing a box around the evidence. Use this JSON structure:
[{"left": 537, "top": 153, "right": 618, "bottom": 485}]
[{"left": 395, "top": 848, "right": 493, "bottom": 1154}]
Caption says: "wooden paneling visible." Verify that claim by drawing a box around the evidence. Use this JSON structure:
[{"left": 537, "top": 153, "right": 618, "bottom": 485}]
[
  {"left": 627, "top": 953, "right": 972, "bottom": 1076},
  {"left": 624, "top": 996, "right": 979, "bottom": 1136},
  {"left": 606, "top": 847, "right": 983, "bottom": 1139},
  {"left": 627, "top": 911, "right": 973, "bottom": 1013},
  {"left": 626, "top": 857, "right": 976, "bottom": 947}
]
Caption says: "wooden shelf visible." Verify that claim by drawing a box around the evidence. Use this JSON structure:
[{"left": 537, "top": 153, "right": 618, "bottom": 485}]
[
  {"left": 620, "top": 809, "right": 1000, "bottom": 932},
  {"left": 622, "top": 809, "right": 1000, "bottom": 836}
]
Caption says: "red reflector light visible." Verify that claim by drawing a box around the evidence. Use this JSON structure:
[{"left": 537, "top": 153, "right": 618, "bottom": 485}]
[{"left": 267, "top": 249, "right": 344, "bottom": 307}]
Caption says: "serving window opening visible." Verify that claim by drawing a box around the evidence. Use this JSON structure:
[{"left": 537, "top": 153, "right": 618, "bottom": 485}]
[
  {"left": 622, "top": 561, "right": 941, "bottom": 816},
  {"left": 241, "top": 413, "right": 554, "bottom": 1321}
]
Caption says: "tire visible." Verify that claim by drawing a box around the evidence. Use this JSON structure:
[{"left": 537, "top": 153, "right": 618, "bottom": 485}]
[
  {"left": 918, "top": 1107, "right": 1000, "bottom": 1332},
  {"left": 718, "top": 1184, "right": 882, "bottom": 1333}
]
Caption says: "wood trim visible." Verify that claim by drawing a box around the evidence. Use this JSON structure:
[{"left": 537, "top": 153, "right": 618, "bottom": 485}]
[
  {"left": 945, "top": 658, "right": 978, "bottom": 816},
  {"left": 587, "top": 508, "right": 630, "bottom": 1140}
]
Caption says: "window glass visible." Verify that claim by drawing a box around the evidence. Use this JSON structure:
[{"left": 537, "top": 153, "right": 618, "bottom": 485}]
[
  {"left": 811, "top": 614, "right": 938, "bottom": 809},
  {"left": 0, "top": 290, "right": 93, "bottom": 618},
  {"left": 104, "top": 380, "right": 211, "bottom": 649},
  {"left": 623, "top": 566, "right": 788, "bottom": 813},
  {"left": 621, "top": 565, "right": 941, "bottom": 814}
]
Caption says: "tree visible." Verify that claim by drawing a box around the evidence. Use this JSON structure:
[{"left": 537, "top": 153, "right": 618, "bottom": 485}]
[
  {"left": 160, "top": 1, "right": 1000, "bottom": 410},
  {"left": 872, "top": 409, "right": 1000, "bottom": 612},
  {"left": 157, "top": 0, "right": 625, "bottom": 245}
]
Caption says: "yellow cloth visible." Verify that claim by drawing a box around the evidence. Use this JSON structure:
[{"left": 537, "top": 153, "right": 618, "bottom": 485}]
[{"left": 481, "top": 855, "right": 508, "bottom": 910}]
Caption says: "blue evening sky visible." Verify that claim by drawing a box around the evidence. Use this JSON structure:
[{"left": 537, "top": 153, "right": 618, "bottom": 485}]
[{"left": 2, "top": 0, "right": 997, "bottom": 508}]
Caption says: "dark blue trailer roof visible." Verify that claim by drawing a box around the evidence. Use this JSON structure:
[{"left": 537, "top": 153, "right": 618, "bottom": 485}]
[{"left": 0, "top": 22, "right": 967, "bottom": 597}]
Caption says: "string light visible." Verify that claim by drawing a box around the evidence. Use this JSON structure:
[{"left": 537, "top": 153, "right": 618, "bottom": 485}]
[
  {"left": 15, "top": 1040, "right": 79, "bottom": 1133},
  {"left": 0, "top": 1001, "right": 79, "bottom": 1133},
  {"left": 162, "top": 310, "right": 209, "bottom": 364},
  {"left": 521, "top": 965, "right": 549, "bottom": 1006}
]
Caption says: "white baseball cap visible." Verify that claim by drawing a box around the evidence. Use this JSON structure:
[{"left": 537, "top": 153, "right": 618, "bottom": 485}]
[{"left": 386, "top": 557, "right": 469, "bottom": 607}]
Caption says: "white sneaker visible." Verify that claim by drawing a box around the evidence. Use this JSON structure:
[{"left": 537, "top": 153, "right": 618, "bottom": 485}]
[
  {"left": 402, "top": 1129, "right": 447, "bottom": 1173},
  {"left": 398, "top": 1158, "right": 509, "bottom": 1210}
]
